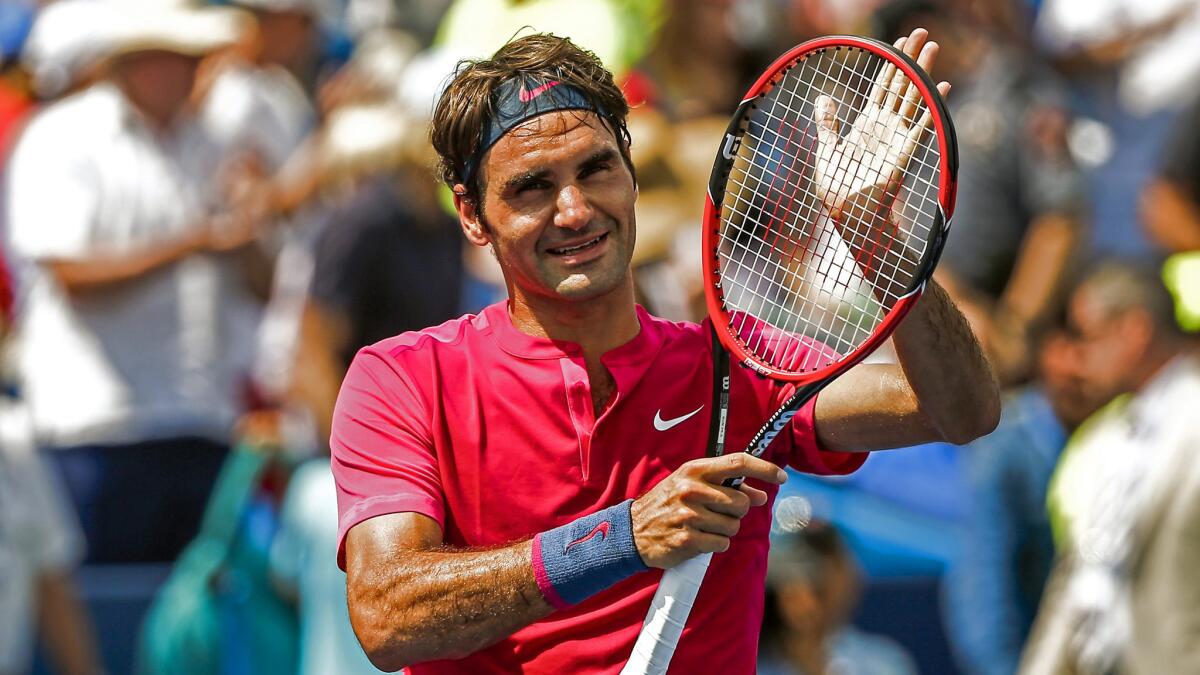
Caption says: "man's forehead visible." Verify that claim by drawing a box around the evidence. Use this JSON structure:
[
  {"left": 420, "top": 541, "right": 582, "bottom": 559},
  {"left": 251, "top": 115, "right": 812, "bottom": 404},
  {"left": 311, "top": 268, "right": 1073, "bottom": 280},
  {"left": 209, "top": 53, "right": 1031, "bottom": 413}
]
[
  {"left": 504, "top": 109, "right": 615, "bottom": 147},
  {"left": 483, "top": 110, "right": 619, "bottom": 173}
]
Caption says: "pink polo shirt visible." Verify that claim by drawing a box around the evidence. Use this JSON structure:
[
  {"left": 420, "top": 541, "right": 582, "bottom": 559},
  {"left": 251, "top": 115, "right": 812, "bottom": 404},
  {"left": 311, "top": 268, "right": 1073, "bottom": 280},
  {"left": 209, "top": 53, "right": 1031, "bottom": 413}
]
[{"left": 331, "top": 302, "right": 867, "bottom": 674}]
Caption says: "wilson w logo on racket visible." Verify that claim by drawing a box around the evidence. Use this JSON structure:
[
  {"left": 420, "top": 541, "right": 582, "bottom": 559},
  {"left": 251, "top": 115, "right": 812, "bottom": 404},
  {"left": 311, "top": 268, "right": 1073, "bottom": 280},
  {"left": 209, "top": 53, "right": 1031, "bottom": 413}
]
[{"left": 623, "top": 33, "right": 957, "bottom": 675}]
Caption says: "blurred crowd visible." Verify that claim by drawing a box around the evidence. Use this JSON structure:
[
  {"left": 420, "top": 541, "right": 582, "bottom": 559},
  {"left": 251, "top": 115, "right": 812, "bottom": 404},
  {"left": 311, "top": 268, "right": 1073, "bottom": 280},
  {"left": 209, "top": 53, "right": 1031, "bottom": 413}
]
[{"left": 0, "top": 0, "right": 1198, "bottom": 674}]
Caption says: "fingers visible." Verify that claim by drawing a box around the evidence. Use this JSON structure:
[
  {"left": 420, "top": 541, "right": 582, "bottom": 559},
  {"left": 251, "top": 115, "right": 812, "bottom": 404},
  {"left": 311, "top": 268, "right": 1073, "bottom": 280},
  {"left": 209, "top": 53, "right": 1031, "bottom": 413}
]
[
  {"left": 883, "top": 36, "right": 909, "bottom": 112},
  {"left": 740, "top": 482, "right": 769, "bottom": 507},
  {"left": 869, "top": 38, "right": 901, "bottom": 106},
  {"left": 898, "top": 40, "right": 939, "bottom": 122},
  {"left": 689, "top": 453, "right": 787, "bottom": 484},
  {"left": 901, "top": 81, "right": 950, "bottom": 159},
  {"left": 682, "top": 482, "right": 754, "bottom": 518}
]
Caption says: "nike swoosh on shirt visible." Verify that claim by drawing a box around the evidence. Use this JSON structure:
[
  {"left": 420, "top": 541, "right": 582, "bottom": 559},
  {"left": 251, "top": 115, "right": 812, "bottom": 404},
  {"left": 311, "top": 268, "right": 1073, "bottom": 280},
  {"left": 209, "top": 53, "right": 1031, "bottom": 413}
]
[
  {"left": 519, "top": 80, "right": 561, "bottom": 102},
  {"left": 564, "top": 521, "right": 610, "bottom": 554},
  {"left": 653, "top": 405, "right": 704, "bottom": 432}
]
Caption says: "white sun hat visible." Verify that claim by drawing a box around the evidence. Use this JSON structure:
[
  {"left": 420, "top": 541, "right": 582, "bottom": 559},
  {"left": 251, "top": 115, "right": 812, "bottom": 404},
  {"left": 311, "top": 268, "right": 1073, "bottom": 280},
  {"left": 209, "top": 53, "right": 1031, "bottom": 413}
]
[
  {"left": 21, "top": 0, "right": 112, "bottom": 98},
  {"left": 96, "top": 0, "right": 251, "bottom": 61}
]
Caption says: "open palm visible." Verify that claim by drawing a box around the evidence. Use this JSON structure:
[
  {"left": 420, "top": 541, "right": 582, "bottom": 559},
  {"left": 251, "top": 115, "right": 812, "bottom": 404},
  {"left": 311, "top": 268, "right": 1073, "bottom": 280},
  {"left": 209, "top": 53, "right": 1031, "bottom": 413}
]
[{"left": 810, "top": 30, "right": 950, "bottom": 295}]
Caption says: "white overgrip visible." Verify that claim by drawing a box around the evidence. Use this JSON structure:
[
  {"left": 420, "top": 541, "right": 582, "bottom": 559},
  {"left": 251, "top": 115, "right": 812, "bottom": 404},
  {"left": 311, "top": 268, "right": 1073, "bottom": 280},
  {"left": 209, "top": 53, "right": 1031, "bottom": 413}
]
[{"left": 620, "top": 552, "right": 713, "bottom": 675}]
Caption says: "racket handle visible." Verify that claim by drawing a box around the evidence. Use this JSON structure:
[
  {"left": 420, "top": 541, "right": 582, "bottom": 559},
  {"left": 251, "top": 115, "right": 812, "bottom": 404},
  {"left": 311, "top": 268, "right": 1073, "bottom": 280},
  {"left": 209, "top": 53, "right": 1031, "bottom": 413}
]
[{"left": 620, "top": 553, "right": 713, "bottom": 675}]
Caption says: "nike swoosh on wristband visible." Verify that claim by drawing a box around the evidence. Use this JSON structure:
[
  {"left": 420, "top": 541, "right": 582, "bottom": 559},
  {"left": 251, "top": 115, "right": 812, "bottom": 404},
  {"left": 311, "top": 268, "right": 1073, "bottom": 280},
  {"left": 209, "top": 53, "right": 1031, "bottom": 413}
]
[
  {"left": 653, "top": 405, "right": 704, "bottom": 431},
  {"left": 518, "top": 80, "right": 561, "bottom": 102},
  {"left": 564, "top": 521, "right": 610, "bottom": 554}
]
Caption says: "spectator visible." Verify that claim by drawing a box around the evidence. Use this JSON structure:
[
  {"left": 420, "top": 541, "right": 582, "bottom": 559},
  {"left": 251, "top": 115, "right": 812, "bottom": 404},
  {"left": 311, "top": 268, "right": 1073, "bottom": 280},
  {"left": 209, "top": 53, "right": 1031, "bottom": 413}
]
[
  {"left": 943, "top": 329, "right": 1108, "bottom": 675},
  {"left": 1141, "top": 92, "right": 1200, "bottom": 254},
  {"left": 3, "top": 1, "right": 272, "bottom": 563},
  {"left": 1020, "top": 261, "right": 1200, "bottom": 674},
  {"left": 0, "top": 398, "right": 100, "bottom": 675},
  {"left": 1141, "top": 92, "right": 1200, "bottom": 333},
  {"left": 876, "top": 0, "right": 1087, "bottom": 385},
  {"left": 1034, "top": 0, "right": 1200, "bottom": 257},
  {"left": 202, "top": 0, "right": 321, "bottom": 173},
  {"left": 760, "top": 521, "right": 918, "bottom": 675}
]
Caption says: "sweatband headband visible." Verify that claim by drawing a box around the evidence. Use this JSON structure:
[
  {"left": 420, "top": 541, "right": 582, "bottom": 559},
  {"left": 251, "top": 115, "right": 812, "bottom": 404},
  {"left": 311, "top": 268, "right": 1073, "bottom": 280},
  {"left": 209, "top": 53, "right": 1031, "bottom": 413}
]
[
  {"left": 461, "top": 74, "right": 610, "bottom": 187},
  {"left": 531, "top": 499, "right": 647, "bottom": 608}
]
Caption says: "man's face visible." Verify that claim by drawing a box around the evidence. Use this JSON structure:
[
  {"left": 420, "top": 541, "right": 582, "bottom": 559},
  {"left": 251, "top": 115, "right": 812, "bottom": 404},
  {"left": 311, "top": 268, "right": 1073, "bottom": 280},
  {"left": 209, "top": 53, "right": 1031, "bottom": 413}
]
[
  {"left": 462, "top": 110, "right": 637, "bottom": 303},
  {"left": 1038, "top": 332, "right": 1097, "bottom": 430},
  {"left": 114, "top": 50, "right": 199, "bottom": 123},
  {"left": 1064, "top": 286, "right": 1145, "bottom": 407}
]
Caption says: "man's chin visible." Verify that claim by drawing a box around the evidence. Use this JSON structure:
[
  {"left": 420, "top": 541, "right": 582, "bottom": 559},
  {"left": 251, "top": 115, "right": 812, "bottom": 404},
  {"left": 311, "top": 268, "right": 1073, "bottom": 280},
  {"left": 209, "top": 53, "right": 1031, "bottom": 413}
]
[{"left": 552, "top": 272, "right": 622, "bottom": 300}]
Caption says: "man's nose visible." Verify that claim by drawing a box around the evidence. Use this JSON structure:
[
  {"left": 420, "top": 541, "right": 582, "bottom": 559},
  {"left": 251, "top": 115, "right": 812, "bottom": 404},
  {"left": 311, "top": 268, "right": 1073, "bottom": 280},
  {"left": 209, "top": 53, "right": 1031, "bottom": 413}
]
[{"left": 554, "top": 185, "right": 594, "bottom": 230}]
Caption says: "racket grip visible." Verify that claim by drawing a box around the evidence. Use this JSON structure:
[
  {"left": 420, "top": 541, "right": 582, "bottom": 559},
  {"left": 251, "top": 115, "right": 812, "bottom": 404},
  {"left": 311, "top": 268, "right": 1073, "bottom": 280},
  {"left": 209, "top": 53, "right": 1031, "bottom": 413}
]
[{"left": 620, "top": 553, "right": 713, "bottom": 675}]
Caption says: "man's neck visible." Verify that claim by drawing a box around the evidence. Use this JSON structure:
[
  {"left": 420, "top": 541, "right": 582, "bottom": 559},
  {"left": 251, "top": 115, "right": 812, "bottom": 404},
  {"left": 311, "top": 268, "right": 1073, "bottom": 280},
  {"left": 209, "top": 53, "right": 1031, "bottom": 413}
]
[
  {"left": 507, "top": 280, "right": 641, "bottom": 362},
  {"left": 1130, "top": 345, "right": 1185, "bottom": 394}
]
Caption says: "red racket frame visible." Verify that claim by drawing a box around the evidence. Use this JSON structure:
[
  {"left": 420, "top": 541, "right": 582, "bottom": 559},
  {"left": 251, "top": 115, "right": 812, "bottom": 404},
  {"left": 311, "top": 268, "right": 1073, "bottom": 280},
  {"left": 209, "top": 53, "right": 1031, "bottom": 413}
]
[{"left": 702, "top": 34, "right": 958, "bottom": 383}]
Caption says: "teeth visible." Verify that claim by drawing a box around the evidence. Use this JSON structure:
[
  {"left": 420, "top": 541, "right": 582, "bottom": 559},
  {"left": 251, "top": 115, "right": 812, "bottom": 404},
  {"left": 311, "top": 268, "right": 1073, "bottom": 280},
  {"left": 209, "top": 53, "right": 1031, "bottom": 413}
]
[{"left": 550, "top": 235, "right": 603, "bottom": 255}]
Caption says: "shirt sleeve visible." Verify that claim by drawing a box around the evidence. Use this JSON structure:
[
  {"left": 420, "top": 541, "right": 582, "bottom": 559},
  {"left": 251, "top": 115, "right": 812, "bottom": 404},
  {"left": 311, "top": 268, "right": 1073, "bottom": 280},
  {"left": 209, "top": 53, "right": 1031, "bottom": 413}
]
[
  {"left": 331, "top": 346, "right": 445, "bottom": 569},
  {"left": 775, "top": 389, "right": 868, "bottom": 476},
  {"left": 4, "top": 116, "right": 99, "bottom": 261}
]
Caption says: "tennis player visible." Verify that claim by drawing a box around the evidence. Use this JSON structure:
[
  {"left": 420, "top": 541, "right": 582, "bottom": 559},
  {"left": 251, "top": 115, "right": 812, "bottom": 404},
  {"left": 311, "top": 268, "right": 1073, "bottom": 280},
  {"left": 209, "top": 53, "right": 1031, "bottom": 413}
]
[{"left": 333, "top": 30, "right": 999, "bottom": 674}]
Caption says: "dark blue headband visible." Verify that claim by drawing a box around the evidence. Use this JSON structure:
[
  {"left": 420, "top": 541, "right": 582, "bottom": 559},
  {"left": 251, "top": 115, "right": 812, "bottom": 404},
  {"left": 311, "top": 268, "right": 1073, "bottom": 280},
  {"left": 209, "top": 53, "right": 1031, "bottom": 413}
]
[{"left": 461, "top": 75, "right": 609, "bottom": 188}]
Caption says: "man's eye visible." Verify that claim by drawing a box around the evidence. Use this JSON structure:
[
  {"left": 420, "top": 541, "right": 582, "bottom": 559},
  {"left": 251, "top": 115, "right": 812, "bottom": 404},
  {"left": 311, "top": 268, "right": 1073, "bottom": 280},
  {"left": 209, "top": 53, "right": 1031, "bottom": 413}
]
[
  {"left": 581, "top": 163, "right": 611, "bottom": 178},
  {"left": 516, "top": 181, "right": 549, "bottom": 194}
]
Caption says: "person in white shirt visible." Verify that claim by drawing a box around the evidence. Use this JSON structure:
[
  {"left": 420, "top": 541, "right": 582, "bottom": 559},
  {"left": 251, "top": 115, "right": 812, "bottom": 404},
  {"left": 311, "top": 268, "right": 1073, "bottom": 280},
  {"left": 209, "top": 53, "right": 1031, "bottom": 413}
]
[
  {"left": 3, "top": 1, "right": 274, "bottom": 563},
  {"left": 1020, "top": 261, "right": 1200, "bottom": 674}
]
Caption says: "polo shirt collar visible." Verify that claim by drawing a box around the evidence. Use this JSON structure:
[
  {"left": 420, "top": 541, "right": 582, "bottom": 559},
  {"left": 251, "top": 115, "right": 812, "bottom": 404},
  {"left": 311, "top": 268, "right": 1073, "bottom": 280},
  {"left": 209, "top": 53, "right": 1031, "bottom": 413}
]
[{"left": 484, "top": 301, "right": 665, "bottom": 369}]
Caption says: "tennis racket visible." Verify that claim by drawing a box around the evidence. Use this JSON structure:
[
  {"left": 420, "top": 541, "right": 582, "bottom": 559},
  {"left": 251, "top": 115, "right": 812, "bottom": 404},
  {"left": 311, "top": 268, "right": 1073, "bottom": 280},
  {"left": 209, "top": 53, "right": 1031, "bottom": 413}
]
[{"left": 622, "top": 32, "right": 957, "bottom": 674}]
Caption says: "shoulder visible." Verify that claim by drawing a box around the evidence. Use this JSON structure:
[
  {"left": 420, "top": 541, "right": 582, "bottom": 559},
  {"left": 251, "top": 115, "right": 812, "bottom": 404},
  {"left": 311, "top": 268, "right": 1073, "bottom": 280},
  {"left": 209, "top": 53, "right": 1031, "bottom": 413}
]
[
  {"left": 355, "top": 308, "right": 495, "bottom": 372},
  {"left": 639, "top": 307, "right": 710, "bottom": 351},
  {"left": 18, "top": 85, "right": 119, "bottom": 149}
]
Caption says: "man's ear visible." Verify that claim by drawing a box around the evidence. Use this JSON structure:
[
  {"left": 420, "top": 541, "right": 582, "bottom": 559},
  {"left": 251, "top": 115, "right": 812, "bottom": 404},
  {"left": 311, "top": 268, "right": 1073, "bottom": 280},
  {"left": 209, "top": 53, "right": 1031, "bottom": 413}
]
[{"left": 453, "top": 184, "right": 490, "bottom": 247}]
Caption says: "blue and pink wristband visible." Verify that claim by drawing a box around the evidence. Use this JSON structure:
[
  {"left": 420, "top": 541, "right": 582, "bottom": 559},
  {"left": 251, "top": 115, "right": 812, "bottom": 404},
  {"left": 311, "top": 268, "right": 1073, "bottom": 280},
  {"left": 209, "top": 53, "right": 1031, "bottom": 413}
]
[{"left": 531, "top": 499, "right": 648, "bottom": 609}]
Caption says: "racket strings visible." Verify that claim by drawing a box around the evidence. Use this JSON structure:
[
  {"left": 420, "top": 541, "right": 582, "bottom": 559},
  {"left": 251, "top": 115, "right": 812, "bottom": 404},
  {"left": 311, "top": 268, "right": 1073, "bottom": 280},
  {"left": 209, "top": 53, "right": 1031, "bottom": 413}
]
[{"left": 717, "top": 46, "right": 942, "bottom": 373}]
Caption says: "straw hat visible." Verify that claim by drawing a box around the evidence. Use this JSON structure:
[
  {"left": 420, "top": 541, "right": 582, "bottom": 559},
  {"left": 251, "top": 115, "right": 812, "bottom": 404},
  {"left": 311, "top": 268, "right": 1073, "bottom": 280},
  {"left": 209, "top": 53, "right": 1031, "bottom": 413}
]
[
  {"left": 21, "top": 0, "right": 111, "bottom": 97},
  {"left": 97, "top": 0, "right": 250, "bottom": 61}
]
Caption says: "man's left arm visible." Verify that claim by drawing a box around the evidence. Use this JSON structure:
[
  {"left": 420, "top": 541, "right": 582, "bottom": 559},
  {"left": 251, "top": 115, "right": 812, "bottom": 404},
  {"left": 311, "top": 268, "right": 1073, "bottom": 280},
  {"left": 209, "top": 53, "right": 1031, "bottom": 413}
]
[{"left": 813, "top": 280, "right": 1000, "bottom": 452}]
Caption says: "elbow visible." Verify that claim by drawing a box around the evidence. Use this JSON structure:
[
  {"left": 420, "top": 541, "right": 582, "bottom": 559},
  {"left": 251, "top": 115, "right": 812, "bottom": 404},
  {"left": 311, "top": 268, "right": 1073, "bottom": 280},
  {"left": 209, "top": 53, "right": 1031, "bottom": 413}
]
[
  {"left": 939, "top": 384, "right": 1002, "bottom": 446},
  {"left": 349, "top": 609, "right": 410, "bottom": 672},
  {"left": 351, "top": 610, "right": 433, "bottom": 672},
  {"left": 348, "top": 581, "right": 468, "bottom": 671},
  {"left": 347, "top": 581, "right": 419, "bottom": 672}
]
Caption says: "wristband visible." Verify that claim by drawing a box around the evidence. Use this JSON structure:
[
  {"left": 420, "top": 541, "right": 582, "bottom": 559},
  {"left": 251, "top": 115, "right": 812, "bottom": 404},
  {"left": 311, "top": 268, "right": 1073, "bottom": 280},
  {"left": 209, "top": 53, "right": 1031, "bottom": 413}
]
[{"left": 531, "top": 499, "right": 647, "bottom": 608}]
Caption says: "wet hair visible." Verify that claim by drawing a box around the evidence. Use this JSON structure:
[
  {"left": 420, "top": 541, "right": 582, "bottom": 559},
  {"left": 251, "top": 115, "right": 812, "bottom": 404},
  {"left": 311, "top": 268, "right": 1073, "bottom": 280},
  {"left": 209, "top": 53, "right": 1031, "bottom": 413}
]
[{"left": 429, "top": 33, "right": 634, "bottom": 206}]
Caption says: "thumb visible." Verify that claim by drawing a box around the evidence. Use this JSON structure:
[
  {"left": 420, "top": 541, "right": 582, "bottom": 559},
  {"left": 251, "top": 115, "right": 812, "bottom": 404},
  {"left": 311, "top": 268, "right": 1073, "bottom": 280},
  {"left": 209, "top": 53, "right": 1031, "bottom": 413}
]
[{"left": 814, "top": 94, "right": 840, "bottom": 148}]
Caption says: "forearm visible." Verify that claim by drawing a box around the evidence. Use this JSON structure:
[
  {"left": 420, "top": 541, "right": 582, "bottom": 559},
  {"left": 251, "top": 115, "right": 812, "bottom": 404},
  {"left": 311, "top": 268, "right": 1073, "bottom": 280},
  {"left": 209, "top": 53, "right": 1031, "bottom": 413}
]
[
  {"left": 36, "top": 571, "right": 101, "bottom": 675},
  {"left": 48, "top": 232, "right": 205, "bottom": 293},
  {"left": 998, "top": 213, "right": 1080, "bottom": 326},
  {"left": 1141, "top": 179, "right": 1200, "bottom": 253},
  {"left": 348, "top": 540, "right": 552, "bottom": 671},
  {"left": 892, "top": 279, "right": 1000, "bottom": 444}
]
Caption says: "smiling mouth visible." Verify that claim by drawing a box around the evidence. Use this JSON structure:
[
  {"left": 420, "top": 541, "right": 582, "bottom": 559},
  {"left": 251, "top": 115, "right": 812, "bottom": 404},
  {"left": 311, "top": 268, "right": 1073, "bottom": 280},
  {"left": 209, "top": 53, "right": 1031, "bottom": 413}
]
[{"left": 547, "top": 233, "right": 608, "bottom": 255}]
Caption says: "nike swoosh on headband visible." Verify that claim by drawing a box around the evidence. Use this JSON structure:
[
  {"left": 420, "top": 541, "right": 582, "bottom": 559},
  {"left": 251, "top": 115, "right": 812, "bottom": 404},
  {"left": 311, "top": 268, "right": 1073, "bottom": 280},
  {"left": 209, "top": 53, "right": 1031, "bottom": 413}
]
[{"left": 519, "top": 80, "right": 562, "bottom": 103}]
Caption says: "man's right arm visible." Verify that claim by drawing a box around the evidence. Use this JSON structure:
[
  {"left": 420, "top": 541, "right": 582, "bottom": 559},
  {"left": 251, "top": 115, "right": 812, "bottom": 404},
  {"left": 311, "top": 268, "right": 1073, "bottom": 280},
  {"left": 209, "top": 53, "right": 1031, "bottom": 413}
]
[
  {"left": 343, "top": 454, "right": 785, "bottom": 672},
  {"left": 345, "top": 512, "right": 551, "bottom": 672}
]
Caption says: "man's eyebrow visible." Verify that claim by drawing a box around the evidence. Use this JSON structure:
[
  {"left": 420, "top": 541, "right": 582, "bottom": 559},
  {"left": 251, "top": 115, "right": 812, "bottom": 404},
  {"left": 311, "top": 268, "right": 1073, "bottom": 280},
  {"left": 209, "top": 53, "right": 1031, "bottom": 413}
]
[
  {"left": 502, "top": 168, "right": 551, "bottom": 192},
  {"left": 581, "top": 148, "right": 619, "bottom": 168}
]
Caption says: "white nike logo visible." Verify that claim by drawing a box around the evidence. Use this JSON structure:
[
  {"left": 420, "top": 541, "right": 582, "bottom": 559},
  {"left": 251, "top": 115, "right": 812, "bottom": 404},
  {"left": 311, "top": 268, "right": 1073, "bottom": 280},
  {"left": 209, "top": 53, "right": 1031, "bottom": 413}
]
[{"left": 653, "top": 405, "right": 704, "bottom": 431}]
